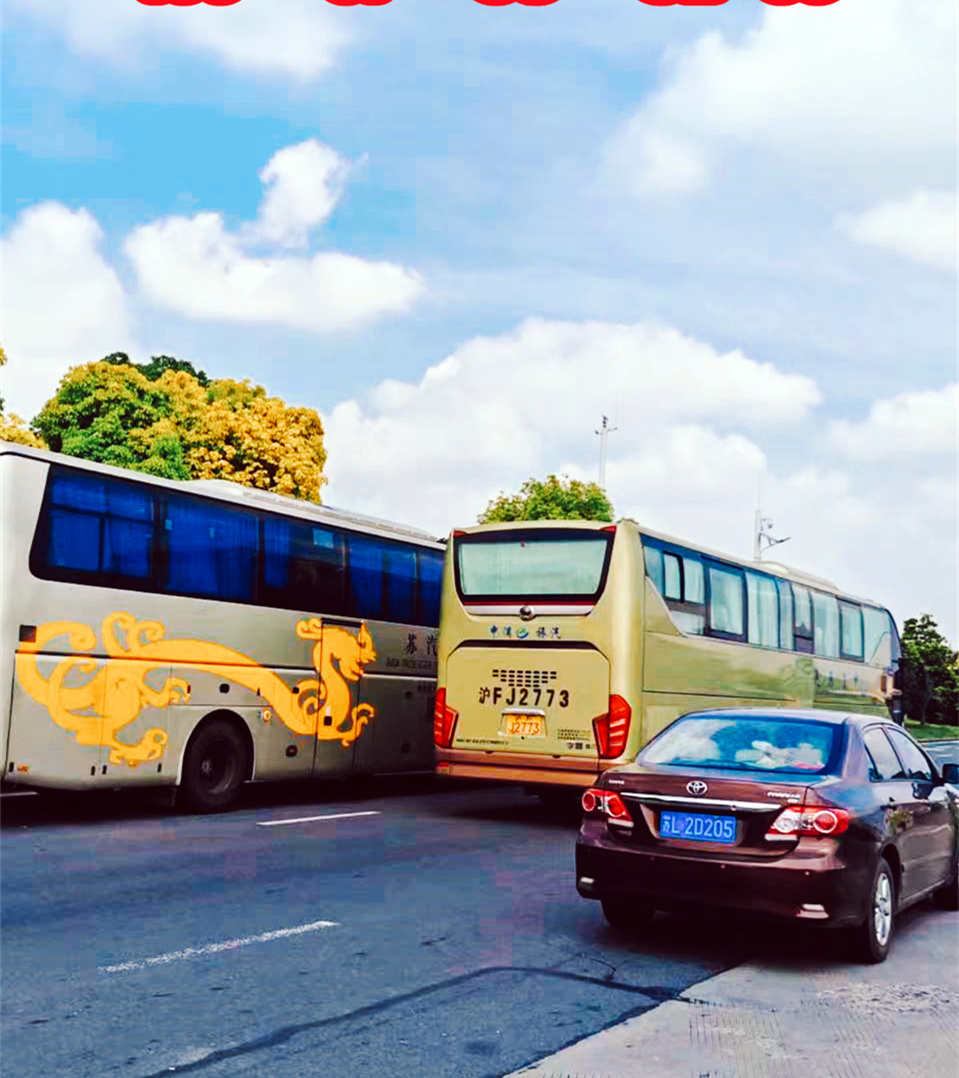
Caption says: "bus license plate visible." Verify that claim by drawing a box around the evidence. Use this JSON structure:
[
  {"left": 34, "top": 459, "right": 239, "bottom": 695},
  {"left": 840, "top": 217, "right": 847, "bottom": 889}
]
[
  {"left": 503, "top": 714, "right": 546, "bottom": 737},
  {"left": 659, "top": 811, "right": 736, "bottom": 845}
]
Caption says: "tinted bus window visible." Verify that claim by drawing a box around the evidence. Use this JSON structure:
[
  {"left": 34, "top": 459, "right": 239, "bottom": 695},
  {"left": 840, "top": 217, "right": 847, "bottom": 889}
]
[
  {"left": 383, "top": 545, "right": 417, "bottom": 624},
  {"left": 40, "top": 468, "right": 154, "bottom": 582},
  {"left": 263, "top": 516, "right": 346, "bottom": 614},
  {"left": 663, "top": 553, "right": 682, "bottom": 600},
  {"left": 163, "top": 495, "right": 258, "bottom": 603},
  {"left": 812, "top": 591, "right": 839, "bottom": 658},
  {"left": 418, "top": 548, "right": 444, "bottom": 626},
  {"left": 348, "top": 534, "right": 385, "bottom": 620}
]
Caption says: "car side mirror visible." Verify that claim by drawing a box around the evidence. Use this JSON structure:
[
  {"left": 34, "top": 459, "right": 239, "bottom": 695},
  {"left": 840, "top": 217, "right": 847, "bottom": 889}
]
[{"left": 941, "top": 763, "right": 959, "bottom": 785}]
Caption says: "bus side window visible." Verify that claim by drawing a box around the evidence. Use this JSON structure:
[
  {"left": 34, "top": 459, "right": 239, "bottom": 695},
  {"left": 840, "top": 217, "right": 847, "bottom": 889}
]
[
  {"left": 383, "top": 545, "right": 417, "bottom": 625},
  {"left": 418, "top": 548, "right": 444, "bottom": 627},
  {"left": 263, "top": 517, "right": 347, "bottom": 615},
  {"left": 39, "top": 469, "right": 154, "bottom": 582},
  {"left": 839, "top": 601, "right": 864, "bottom": 661},
  {"left": 776, "top": 579, "right": 794, "bottom": 651},
  {"left": 812, "top": 591, "right": 839, "bottom": 658},
  {"left": 644, "top": 544, "right": 664, "bottom": 594},
  {"left": 746, "top": 571, "right": 780, "bottom": 648},
  {"left": 347, "top": 534, "right": 386, "bottom": 621},
  {"left": 707, "top": 564, "right": 745, "bottom": 639},
  {"left": 863, "top": 606, "right": 893, "bottom": 667},
  {"left": 792, "top": 585, "right": 814, "bottom": 654},
  {"left": 163, "top": 495, "right": 258, "bottom": 603},
  {"left": 663, "top": 553, "right": 682, "bottom": 600}
]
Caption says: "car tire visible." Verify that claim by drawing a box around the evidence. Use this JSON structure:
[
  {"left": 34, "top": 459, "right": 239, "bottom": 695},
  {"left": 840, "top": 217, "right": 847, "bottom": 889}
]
[
  {"left": 179, "top": 718, "right": 248, "bottom": 813},
  {"left": 601, "top": 896, "right": 655, "bottom": 930},
  {"left": 850, "top": 857, "right": 896, "bottom": 964},
  {"left": 932, "top": 859, "right": 959, "bottom": 911}
]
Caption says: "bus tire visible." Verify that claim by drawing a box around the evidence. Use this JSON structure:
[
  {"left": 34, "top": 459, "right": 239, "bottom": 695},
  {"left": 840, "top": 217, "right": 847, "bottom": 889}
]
[
  {"left": 179, "top": 717, "right": 249, "bottom": 813},
  {"left": 601, "top": 896, "right": 655, "bottom": 930}
]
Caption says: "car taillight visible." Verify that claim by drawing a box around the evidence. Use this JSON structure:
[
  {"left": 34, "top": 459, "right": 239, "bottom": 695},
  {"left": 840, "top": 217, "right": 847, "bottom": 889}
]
[
  {"left": 766, "top": 805, "right": 850, "bottom": 840},
  {"left": 581, "top": 787, "right": 633, "bottom": 825},
  {"left": 592, "top": 695, "right": 632, "bottom": 759},
  {"left": 433, "top": 689, "right": 459, "bottom": 749}
]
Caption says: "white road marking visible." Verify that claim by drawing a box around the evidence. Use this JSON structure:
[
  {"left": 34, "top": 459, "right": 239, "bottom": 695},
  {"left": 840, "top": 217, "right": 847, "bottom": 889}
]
[
  {"left": 257, "top": 810, "right": 381, "bottom": 827},
  {"left": 99, "top": 920, "right": 339, "bottom": 974}
]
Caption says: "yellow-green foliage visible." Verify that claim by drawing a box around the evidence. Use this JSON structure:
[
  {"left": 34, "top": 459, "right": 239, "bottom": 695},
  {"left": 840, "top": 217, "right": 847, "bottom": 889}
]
[{"left": 32, "top": 357, "right": 327, "bottom": 501}]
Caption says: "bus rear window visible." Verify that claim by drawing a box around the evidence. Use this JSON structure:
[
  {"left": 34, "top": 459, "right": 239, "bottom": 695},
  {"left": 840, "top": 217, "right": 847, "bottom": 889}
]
[{"left": 454, "top": 530, "right": 613, "bottom": 602}]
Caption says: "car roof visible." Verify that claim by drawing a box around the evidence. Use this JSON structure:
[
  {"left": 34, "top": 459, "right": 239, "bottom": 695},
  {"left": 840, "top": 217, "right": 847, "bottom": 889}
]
[{"left": 676, "top": 707, "right": 896, "bottom": 728}]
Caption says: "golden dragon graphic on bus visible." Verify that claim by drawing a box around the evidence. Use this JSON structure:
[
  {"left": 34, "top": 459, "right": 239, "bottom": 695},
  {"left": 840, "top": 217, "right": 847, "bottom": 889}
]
[{"left": 15, "top": 612, "right": 377, "bottom": 768}]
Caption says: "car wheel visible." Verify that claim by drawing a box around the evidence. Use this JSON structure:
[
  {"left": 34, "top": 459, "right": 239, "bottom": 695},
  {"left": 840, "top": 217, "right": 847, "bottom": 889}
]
[
  {"left": 601, "top": 896, "right": 655, "bottom": 930},
  {"left": 932, "top": 858, "right": 959, "bottom": 911},
  {"left": 179, "top": 719, "right": 248, "bottom": 813},
  {"left": 850, "top": 858, "right": 895, "bottom": 964}
]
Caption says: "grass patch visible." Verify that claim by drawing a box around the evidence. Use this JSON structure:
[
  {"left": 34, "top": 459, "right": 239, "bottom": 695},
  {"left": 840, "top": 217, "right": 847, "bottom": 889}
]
[{"left": 904, "top": 719, "right": 959, "bottom": 742}]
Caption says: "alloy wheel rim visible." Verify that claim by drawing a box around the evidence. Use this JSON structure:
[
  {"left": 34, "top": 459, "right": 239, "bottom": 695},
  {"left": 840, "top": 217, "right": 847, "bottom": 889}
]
[{"left": 873, "top": 872, "right": 892, "bottom": 947}]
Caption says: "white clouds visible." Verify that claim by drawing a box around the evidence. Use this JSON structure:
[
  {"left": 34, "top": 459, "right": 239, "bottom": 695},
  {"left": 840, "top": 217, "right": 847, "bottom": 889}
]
[
  {"left": 247, "top": 141, "right": 353, "bottom": 250},
  {"left": 7, "top": 0, "right": 348, "bottom": 80},
  {"left": 125, "top": 140, "right": 424, "bottom": 332},
  {"left": 830, "top": 383, "right": 959, "bottom": 460},
  {"left": 608, "top": 0, "right": 957, "bottom": 197},
  {"left": 0, "top": 203, "right": 138, "bottom": 420},
  {"left": 322, "top": 317, "right": 819, "bottom": 529},
  {"left": 839, "top": 190, "right": 959, "bottom": 273}
]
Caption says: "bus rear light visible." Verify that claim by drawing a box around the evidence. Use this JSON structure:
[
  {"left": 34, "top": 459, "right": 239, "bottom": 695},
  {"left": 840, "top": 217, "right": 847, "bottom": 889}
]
[
  {"left": 592, "top": 695, "right": 632, "bottom": 758},
  {"left": 433, "top": 689, "right": 459, "bottom": 749},
  {"left": 766, "top": 805, "right": 849, "bottom": 839}
]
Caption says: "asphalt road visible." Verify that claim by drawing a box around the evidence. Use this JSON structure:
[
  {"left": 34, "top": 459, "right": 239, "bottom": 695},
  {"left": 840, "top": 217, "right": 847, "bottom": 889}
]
[{"left": 1, "top": 753, "right": 956, "bottom": 1078}]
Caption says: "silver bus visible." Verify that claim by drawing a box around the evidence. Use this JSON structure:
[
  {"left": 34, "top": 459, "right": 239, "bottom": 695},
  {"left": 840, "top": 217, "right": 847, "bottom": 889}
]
[{"left": 0, "top": 442, "right": 445, "bottom": 811}]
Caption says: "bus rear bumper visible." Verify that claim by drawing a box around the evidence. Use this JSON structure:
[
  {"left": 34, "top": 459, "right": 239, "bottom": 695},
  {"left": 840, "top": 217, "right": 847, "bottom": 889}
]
[{"left": 436, "top": 749, "right": 601, "bottom": 788}]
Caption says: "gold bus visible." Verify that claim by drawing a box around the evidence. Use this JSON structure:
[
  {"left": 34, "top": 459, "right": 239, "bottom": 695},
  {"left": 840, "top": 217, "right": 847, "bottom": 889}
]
[
  {"left": 433, "top": 520, "right": 901, "bottom": 792},
  {"left": 1, "top": 442, "right": 445, "bottom": 811}
]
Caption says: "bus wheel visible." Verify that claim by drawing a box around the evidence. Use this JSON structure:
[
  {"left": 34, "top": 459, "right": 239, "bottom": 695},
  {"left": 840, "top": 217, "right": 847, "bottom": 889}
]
[
  {"left": 180, "top": 719, "right": 248, "bottom": 813},
  {"left": 601, "top": 896, "right": 655, "bottom": 930}
]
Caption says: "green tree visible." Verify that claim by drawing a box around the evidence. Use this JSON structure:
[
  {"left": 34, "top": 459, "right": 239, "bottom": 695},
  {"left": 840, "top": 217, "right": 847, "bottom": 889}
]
[
  {"left": 899, "top": 614, "right": 959, "bottom": 726},
  {"left": 479, "top": 474, "right": 614, "bottom": 523},
  {"left": 103, "top": 352, "right": 211, "bottom": 387},
  {"left": 32, "top": 357, "right": 327, "bottom": 500},
  {"left": 33, "top": 361, "right": 191, "bottom": 480}
]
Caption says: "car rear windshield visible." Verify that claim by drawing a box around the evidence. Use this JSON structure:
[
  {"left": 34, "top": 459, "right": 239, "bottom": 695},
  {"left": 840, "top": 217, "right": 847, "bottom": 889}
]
[
  {"left": 640, "top": 715, "right": 839, "bottom": 774},
  {"left": 455, "top": 529, "right": 613, "bottom": 602}
]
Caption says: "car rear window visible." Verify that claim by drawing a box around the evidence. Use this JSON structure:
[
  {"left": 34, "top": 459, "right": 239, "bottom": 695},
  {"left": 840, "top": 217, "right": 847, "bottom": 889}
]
[{"left": 640, "top": 715, "right": 839, "bottom": 774}]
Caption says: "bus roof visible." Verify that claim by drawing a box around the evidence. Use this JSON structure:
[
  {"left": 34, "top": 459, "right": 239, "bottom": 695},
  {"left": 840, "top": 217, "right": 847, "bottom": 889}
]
[
  {"left": 0, "top": 441, "right": 445, "bottom": 547},
  {"left": 450, "top": 518, "right": 885, "bottom": 608}
]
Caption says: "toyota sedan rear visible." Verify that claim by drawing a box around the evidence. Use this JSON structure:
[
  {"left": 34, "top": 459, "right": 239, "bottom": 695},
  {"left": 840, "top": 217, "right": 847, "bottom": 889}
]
[{"left": 576, "top": 708, "right": 959, "bottom": 962}]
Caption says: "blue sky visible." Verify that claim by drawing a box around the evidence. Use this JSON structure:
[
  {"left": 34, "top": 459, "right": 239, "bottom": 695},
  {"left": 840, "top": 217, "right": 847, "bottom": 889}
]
[{"left": 2, "top": 0, "right": 957, "bottom": 639}]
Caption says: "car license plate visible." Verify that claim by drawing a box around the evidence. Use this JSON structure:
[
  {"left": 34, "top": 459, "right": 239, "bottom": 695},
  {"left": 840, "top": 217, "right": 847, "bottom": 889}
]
[
  {"left": 502, "top": 713, "right": 546, "bottom": 737},
  {"left": 659, "top": 811, "right": 736, "bottom": 845}
]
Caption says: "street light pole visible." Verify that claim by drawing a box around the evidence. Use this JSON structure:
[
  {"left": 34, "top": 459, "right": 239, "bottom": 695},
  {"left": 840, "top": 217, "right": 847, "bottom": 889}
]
[{"left": 595, "top": 415, "right": 618, "bottom": 489}]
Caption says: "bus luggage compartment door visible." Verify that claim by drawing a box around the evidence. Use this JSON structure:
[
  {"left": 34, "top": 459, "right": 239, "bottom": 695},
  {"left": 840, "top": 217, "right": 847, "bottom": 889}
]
[
  {"left": 446, "top": 647, "right": 609, "bottom": 757},
  {"left": 309, "top": 618, "right": 370, "bottom": 778}
]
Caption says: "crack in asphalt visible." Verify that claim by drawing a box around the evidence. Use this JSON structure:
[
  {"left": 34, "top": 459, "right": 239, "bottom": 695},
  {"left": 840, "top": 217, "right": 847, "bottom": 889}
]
[{"left": 133, "top": 965, "right": 680, "bottom": 1078}]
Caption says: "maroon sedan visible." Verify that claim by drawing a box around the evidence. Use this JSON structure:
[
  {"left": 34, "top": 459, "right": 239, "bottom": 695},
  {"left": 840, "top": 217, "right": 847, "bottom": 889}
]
[{"left": 576, "top": 708, "right": 959, "bottom": 963}]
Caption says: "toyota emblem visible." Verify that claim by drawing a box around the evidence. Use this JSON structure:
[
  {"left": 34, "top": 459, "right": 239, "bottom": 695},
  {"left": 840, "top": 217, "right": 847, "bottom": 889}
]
[{"left": 686, "top": 780, "right": 708, "bottom": 796}]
